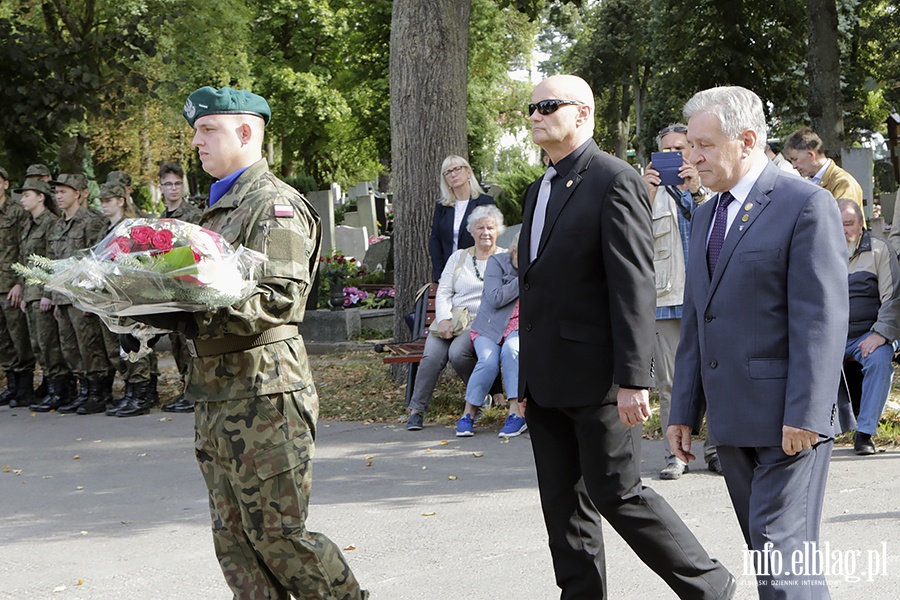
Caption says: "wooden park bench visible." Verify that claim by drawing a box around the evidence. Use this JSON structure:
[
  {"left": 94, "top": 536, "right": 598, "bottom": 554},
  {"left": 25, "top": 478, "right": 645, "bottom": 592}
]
[{"left": 374, "top": 283, "right": 437, "bottom": 407}]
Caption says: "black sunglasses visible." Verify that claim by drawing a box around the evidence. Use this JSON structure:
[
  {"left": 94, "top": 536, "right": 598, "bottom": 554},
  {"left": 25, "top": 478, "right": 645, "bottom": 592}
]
[
  {"left": 657, "top": 125, "right": 688, "bottom": 137},
  {"left": 528, "top": 99, "right": 584, "bottom": 116}
]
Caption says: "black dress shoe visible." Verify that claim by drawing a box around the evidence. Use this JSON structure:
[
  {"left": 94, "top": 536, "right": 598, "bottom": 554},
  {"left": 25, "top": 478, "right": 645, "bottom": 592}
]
[
  {"left": 854, "top": 432, "right": 876, "bottom": 455},
  {"left": 715, "top": 574, "right": 736, "bottom": 600},
  {"left": 707, "top": 457, "right": 724, "bottom": 475},
  {"left": 161, "top": 395, "right": 194, "bottom": 413}
]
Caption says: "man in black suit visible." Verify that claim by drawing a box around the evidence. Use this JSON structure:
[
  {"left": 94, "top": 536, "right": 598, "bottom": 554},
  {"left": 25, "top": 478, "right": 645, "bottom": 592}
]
[{"left": 518, "top": 74, "right": 735, "bottom": 600}]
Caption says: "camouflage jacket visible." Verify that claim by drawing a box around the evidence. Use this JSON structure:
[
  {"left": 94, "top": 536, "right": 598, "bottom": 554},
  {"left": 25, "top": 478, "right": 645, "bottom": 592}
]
[
  {"left": 160, "top": 199, "right": 203, "bottom": 223},
  {"left": 20, "top": 210, "right": 60, "bottom": 302},
  {"left": 185, "top": 158, "right": 322, "bottom": 403},
  {"left": 0, "top": 195, "right": 30, "bottom": 292},
  {"left": 48, "top": 205, "right": 107, "bottom": 305}
]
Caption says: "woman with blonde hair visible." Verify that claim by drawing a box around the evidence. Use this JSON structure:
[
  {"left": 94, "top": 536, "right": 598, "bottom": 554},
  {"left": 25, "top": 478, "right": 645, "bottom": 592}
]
[{"left": 428, "top": 155, "right": 495, "bottom": 282}]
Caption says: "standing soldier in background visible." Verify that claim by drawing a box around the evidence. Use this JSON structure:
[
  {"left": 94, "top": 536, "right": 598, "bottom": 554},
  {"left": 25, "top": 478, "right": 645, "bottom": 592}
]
[
  {"left": 157, "top": 162, "right": 202, "bottom": 413},
  {"left": 17, "top": 180, "right": 72, "bottom": 412},
  {"left": 0, "top": 167, "right": 37, "bottom": 408},
  {"left": 137, "top": 86, "right": 368, "bottom": 599},
  {"left": 50, "top": 174, "right": 112, "bottom": 415},
  {"left": 25, "top": 164, "right": 53, "bottom": 182}
]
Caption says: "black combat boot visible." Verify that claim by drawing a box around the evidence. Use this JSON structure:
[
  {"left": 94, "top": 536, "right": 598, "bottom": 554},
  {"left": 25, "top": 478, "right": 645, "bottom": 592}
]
[
  {"left": 0, "top": 371, "right": 18, "bottom": 406},
  {"left": 9, "top": 372, "right": 35, "bottom": 408},
  {"left": 147, "top": 374, "right": 159, "bottom": 407},
  {"left": 30, "top": 379, "right": 69, "bottom": 412},
  {"left": 34, "top": 378, "right": 48, "bottom": 401},
  {"left": 106, "top": 382, "right": 133, "bottom": 416},
  {"left": 76, "top": 379, "right": 108, "bottom": 415},
  {"left": 58, "top": 376, "right": 90, "bottom": 413},
  {"left": 116, "top": 383, "right": 153, "bottom": 417}
]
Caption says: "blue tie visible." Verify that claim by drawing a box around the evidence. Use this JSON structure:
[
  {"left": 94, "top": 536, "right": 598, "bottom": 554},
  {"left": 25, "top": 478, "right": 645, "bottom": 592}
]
[{"left": 707, "top": 192, "right": 735, "bottom": 276}]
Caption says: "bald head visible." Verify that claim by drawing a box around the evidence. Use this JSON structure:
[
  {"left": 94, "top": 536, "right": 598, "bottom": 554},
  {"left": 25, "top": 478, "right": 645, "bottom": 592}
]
[{"left": 530, "top": 75, "right": 595, "bottom": 164}]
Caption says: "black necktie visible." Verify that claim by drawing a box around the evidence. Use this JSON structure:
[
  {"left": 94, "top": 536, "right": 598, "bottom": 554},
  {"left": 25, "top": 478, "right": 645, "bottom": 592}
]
[{"left": 707, "top": 192, "right": 735, "bottom": 276}]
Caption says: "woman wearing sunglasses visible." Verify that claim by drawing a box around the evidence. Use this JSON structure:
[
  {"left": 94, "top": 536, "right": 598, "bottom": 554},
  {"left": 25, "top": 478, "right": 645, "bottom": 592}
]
[{"left": 428, "top": 155, "right": 495, "bottom": 282}]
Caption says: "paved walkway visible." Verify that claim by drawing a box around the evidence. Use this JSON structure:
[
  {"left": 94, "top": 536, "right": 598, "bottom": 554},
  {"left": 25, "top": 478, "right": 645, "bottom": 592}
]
[{"left": 1, "top": 408, "right": 898, "bottom": 599}]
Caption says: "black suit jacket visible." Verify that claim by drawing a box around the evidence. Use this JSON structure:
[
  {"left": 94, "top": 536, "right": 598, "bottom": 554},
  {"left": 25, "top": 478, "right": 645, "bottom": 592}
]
[
  {"left": 518, "top": 140, "right": 656, "bottom": 408},
  {"left": 429, "top": 193, "right": 495, "bottom": 281}
]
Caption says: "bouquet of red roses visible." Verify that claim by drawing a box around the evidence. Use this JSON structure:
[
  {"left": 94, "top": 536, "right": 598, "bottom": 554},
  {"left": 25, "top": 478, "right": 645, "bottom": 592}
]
[{"left": 14, "top": 218, "right": 266, "bottom": 317}]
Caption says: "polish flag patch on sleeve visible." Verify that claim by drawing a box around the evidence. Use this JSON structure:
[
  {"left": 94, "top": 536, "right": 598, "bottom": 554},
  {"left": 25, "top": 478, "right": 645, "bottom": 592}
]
[{"left": 274, "top": 204, "right": 294, "bottom": 218}]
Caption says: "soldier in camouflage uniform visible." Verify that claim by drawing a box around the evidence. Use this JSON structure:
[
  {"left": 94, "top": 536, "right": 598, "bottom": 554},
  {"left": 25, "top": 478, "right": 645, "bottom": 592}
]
[
  {"left": 0, "top": 166, "right": 37, "bottom": 409},
  {"left": 158, "top": 162, "right": 202, "bottom": 413},
  {"left": 15, "top": 181, "right": 72, "bottom": 412},
  {"left": 49, "top": 174, "right": 113, "bottom": 415},
  {"left": 140, "top": 86, "right": 367, "bottom": 600},
  {"left": 94, "top": 182, "right": 160, "bottom": 417}
]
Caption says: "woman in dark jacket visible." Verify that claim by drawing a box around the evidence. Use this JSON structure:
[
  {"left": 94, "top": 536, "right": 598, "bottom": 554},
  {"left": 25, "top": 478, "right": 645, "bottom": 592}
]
[{"left": 428, "top": 155, "right": 495, "bottom": 282}]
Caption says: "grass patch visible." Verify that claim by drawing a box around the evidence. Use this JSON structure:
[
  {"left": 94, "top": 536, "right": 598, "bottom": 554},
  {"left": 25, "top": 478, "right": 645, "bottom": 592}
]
[{"left": 309, "top": 350, "right": 900, "bottom": 446}]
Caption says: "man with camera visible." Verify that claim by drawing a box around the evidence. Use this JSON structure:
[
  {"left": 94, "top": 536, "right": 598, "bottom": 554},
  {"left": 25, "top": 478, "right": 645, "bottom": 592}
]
[{"left": 642, "top": 124, "right": 716, "bottom": 480}]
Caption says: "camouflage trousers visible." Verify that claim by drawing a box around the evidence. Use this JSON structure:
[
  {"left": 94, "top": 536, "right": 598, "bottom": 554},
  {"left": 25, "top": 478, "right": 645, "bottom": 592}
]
[
  {"left": 25, "top": 301, "right": 69, "bottom": 379},
  {"left": 0, "top": 295, "right": 35, "bottom": 372},
  {"left": 101, "top": 327, "right": 157, "bottom": 384},
  {"left": 56, "top": 304, "right": 110, "bottom": 378},
  {"left": 169, "top": 331, "right": 192, "bottom": 384},
  {"left": 194, "top": 388, "right": 368, "bottom": 600}
]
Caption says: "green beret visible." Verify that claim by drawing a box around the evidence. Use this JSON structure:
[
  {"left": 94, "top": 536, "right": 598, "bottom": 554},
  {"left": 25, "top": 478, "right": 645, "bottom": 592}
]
[
  {"left": 183, "top": 86, "right": 271, "bottom": 128},
  {"left": 107, "top": 171, "right": 132, "bottom": 187},
  {"left": 13, "top": 179, "right": 53, "bottom": 197},
  {"left": 98, "top": 182, "right": 127, "bottom": 199},
  {"left": 25, "top": 164, "right": 51, "bottom": 178},
  {"left": 50, "top": 173, "right": 88, "bottom": 191}
]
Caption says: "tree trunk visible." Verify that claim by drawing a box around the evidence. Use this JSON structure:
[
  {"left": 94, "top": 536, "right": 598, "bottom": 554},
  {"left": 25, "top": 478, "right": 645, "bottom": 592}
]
[
  {"left": 389, "top": 0, "right": 471, "bottom": 352},
  {"left": 805, "top": 0, "right": 843, "bottom": 158}
]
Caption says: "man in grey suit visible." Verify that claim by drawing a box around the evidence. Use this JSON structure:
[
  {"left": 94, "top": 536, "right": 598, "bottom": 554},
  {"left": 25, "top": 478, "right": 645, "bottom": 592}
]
[{"left": 668, "top": 86, "right": 848, "bottom": 598}]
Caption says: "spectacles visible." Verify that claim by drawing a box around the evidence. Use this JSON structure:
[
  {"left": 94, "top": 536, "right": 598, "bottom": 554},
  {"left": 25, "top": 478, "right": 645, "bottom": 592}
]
[
  {"left": 528, "top": 99, "right": 584, "bottom": 116},
  {"left": 443, "top": 165, "right": 467, "bottom": 177},
  {"left": 160, "top": 182, "right": 183, "bottom": 189},
  {"left": 657, "top": 125, "right": 688, "bottom": 138}
]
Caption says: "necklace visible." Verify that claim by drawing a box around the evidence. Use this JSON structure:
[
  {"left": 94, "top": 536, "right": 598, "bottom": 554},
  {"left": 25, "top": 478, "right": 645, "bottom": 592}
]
[{"left": 472, "top": 253, "right": 487, "bottom": 281}]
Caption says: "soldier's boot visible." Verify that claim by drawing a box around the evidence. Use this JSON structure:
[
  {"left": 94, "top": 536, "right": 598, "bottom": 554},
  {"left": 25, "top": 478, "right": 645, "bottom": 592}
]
[
  {"left": 0, "top": 371, "right": 18, "bottom": 406},
  {"left": 147, "top": 375, "right": 159, "bottom": 407},
  {"left": 106, "top": 382, "right": 134, "bottom": 416},
  {"left": 58, "top": 376, "right": 90, "bottom": 413},
  {"left": 34, "top": 378, "right": 48, "bottom": 401},
  {"left": 102, "top": 372, "right": 115, "bottom": 404},
  {"left": 30, "top": 379, "right": 70, "bottom": 412},
  {"left": 9, "top": 372, "right": 35, "bottom": 408},
  {"left": 76, "top": 379, "right": 109, "bottom": 415},
  {"left": 116, "top": 383, "right": 153, "bottom": 417}
]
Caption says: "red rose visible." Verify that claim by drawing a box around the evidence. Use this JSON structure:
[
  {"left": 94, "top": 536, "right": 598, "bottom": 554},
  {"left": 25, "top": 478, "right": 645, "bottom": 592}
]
[
  {"left": 107, "top": 236, "right": 132, "bottom": 259},
  {"left": 151, "top": 229, "right": 174, "bottom": 253},
  {"left": 130, "top": 225, "right": 155, "bottom": 249}
]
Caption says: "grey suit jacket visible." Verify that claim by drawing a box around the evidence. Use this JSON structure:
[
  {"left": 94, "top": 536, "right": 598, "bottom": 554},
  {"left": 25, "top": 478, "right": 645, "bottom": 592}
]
[{"left": 670, "top": 161, "right": 849, "bottom": 447}]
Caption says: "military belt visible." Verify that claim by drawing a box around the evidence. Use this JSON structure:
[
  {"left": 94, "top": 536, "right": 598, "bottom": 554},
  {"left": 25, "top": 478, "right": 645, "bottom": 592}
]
[{"left": 187, "top": 324, "right": 299, "bottom": 358}]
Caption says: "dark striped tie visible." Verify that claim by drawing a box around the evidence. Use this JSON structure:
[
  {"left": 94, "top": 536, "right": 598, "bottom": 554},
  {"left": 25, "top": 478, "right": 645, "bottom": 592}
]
[{"left": 707, "top": 192, "right": 735, "bottom": 276}]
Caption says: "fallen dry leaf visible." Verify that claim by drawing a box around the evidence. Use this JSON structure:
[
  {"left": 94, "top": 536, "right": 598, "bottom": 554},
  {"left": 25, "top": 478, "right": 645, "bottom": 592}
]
[
  {"left": 93, "top": 440, "right": 102, "bottom": 443},
  {"left": 343, "top": 545, "right": 356, "bottom": 551},
  {"left": 365, "top": 461, "right": 373, "bottom": 467},
  {"left": 421, "top": 512, "right": 436, "bottom": 517},
  {"left": 76, "top": 486, "right": 84, "bottom": 491},
  {"left": 364, "top": 455, "right": 374, "bottom": 460},
  {"left": 440, "top": 440, "right": 449, "bottom": 445},
  {"left": 13, "top": 469, "right": 22, "bottom": 475},
  {"left": 80, "top": 531, "right": 88, "bottom": 535},
  {"left": 3, "top": 465, "right": 10, "bottom": 473},
  {"left": 421, "top": 466, "right": 427, "bottom": 470},
  {"left": 72, "top": 455, "right": 80, "bottom": 460},
  {"left": 448, "top": 475, "right": 458, "bottom": 480},
  {"left": 76, "top": 579, "right": 83, "bottom": 586},
  {"left": 425, "top": 448, "right": 432, "bottom": 453},
  {"left": 52, "top": 585, "right": 66, "bottom": 592},
  {"left": 472, "top": 452, "right": 484, "bottom": 458},
  {"left": 137, "top": 453, "right": 148, "bottom": 457}
]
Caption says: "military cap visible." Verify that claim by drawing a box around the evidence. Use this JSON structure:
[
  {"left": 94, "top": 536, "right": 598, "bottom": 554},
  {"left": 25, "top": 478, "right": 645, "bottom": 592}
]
[
  {"left": 98, "top": 182, "right": 127, "bottom": 199},
  {"left": 182, "top": 86, "right": 271, "bottom": 128},
  {"left": 50, "top": 173, "right": 88, "bottom": 191},
  {"left": 25, "top": 164, "right": 52, "bottom": 178},
  {"left": 0, "top": 166, "right": 8, "bottom": 181},
  {"left": 107, "top": 171, "right": 132, "bottom": 187},
  {"left": 13, "top": 179, "right": 54, "bottom": 197}
]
